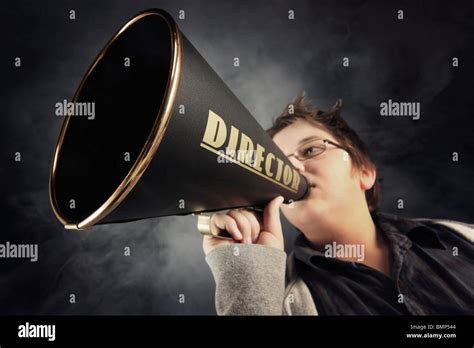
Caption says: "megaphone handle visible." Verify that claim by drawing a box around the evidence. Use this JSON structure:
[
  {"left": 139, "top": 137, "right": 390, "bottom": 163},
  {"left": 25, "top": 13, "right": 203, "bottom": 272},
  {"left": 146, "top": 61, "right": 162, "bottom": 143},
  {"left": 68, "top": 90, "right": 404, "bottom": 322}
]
[{"left": 197, "top": 207, "right": 264, "bottom": 241}]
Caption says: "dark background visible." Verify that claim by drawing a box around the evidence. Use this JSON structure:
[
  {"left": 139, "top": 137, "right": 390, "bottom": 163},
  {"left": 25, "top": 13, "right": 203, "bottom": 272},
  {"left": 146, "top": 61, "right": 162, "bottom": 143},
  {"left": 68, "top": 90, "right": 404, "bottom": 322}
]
[{"left": 0, "top": 0, "right": 473, "bottom": 315}]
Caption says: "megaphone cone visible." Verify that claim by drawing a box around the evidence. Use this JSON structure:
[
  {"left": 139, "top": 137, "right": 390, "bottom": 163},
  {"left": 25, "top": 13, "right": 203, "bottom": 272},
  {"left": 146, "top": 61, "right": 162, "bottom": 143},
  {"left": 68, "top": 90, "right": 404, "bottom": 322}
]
[{"left": 49, "top": 9, "right": 309, "bottom": 230}]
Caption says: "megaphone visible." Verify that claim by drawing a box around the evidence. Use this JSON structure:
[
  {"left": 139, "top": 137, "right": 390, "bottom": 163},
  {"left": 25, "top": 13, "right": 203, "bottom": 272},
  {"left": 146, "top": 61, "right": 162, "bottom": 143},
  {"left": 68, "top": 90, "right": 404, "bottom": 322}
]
[{"left": 49, "top": 8, "right": 309, "bottom": 230}]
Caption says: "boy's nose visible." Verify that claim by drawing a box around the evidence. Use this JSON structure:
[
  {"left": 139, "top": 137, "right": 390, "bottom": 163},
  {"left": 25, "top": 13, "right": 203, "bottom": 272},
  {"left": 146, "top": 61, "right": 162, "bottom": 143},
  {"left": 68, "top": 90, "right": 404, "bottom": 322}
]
[{"left": 289, "top": 157, "right": 306, "bottom": 173}]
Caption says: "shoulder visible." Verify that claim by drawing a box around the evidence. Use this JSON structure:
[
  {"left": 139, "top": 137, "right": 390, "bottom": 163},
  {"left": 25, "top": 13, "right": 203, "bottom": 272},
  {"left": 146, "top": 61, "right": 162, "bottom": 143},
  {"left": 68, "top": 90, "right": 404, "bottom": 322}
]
[
  {"left": 374, "top": 211, "right": 474, "bottom": 243},
  {"left": 412, "top": 217, "right": 474, "bottom": 243}
]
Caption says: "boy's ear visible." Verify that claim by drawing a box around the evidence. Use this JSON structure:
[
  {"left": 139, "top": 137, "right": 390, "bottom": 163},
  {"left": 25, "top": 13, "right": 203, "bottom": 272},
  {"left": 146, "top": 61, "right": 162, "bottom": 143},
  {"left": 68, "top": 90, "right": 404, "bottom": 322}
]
[{"left": 359, "top": 164, "right": 376, "bottom": 191}]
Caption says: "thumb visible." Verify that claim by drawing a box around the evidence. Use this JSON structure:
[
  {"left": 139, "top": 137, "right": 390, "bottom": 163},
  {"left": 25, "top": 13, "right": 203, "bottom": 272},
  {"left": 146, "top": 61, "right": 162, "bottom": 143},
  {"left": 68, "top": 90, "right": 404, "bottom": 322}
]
[{"left": 263, "top": 196, "right": 284, "bottom": 240}]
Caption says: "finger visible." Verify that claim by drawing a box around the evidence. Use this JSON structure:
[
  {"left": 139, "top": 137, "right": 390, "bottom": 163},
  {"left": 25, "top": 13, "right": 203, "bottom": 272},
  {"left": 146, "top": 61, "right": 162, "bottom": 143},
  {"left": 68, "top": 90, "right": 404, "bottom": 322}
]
[
  {"left": 212, "top": 214, "right": 243, "bottom": 241},
  {"left": 227, "top": 210, "right": 252, "bottom": 244},
  {"left": 263, "top": 196, "right": 284, "bottom": 240},
  {"left": 239, "top": 209, "right": 262, "bottom": 243}
]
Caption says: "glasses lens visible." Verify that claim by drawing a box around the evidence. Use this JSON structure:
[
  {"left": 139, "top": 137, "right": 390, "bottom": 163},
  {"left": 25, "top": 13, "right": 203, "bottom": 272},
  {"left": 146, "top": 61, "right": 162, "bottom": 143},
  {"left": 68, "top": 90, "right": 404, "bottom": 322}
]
[{"left": 297, "top": 140, "right": 325, "bottom": 160}]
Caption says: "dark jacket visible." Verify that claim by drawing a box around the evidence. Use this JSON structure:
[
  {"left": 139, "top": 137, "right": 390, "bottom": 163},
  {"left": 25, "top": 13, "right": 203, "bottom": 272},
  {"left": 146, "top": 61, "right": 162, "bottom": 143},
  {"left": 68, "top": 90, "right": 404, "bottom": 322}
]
[{"left": 205, "top": 213, "right": 474, "bottom": 315}]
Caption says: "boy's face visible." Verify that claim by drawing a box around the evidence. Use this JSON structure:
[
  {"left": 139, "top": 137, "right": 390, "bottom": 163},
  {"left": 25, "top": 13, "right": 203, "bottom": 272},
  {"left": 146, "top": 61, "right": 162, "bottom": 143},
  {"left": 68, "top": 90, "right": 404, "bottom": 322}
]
[{"left": 272, "top": 119, "right": 374, "bottom": 241}]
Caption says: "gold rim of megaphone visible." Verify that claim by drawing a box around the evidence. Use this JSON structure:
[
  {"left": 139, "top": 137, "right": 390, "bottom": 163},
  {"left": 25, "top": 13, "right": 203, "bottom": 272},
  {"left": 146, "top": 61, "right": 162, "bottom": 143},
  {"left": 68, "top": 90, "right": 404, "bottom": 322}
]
[{"left": 48, "top": 9, "right": 182, "bottom": 230}]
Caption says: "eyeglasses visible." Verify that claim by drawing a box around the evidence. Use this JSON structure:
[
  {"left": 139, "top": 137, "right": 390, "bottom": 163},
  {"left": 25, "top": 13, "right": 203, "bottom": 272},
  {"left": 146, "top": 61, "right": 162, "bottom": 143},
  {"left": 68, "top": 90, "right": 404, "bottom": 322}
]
[{"left": 287, "top": 138, "right": 347, "bottom": 162}]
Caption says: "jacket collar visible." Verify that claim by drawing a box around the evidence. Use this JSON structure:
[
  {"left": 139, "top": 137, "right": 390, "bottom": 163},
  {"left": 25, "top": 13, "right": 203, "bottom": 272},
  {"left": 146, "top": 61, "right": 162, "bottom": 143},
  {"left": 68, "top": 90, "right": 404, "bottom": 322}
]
[{"left": 293, "top": 211, "right": 446, "bottom": 265}]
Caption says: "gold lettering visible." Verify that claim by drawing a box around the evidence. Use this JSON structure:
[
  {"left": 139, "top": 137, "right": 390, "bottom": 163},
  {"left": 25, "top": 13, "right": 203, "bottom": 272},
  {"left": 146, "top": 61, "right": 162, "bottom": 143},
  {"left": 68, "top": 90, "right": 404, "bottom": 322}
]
[
  {"left": 226, "top": 125, "right": 239, "bottom": 158},
  {"left": 202, "top": 110, "right": 227, "bottom": 148},
  {"left": 275, "top": 157, "right": 284, "bottom": 181},
  {"left": 200, "top": 110, "right": 301, "bottom": 193},
  {"left": 291, "top": 168, "right": 300, "bottom": 190},
  {"left": 253, "top": 144, "right": 265, "bottom": 171},
  {"left": 265, "top": 152, "right": 275, "bottom": 177},
  {"left": 283, "top": 164, "right": 292, "bottom": 185},
  {"left": 238, "top": 132, "right": 254, "bottom": 165}
]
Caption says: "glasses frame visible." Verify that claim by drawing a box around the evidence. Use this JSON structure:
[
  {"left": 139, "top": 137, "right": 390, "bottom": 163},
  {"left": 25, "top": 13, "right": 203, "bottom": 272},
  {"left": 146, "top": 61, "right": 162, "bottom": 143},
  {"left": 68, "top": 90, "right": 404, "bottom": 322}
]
[{"left": 287, "top": 138, "right": 347, "bottom": 162}]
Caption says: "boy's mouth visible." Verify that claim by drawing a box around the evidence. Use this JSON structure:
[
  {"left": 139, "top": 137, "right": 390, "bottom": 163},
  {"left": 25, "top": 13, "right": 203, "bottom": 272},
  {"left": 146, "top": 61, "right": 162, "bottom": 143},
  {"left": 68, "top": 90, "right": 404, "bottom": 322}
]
[{"left": 300, "top": 182, "right": 316, "bottom": 201}]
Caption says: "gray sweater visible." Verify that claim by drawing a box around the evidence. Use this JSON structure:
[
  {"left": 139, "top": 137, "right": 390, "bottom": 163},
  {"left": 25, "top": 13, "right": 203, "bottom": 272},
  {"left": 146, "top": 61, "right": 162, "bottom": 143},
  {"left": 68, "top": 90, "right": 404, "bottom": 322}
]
[{"left": 205, "top": 218, "right": 474, "bottom": 315}]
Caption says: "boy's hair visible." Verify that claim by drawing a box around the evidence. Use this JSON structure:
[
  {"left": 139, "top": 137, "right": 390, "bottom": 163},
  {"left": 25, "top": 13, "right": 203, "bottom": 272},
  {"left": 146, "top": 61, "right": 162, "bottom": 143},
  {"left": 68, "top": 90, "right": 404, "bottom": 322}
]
[{"left": 267, "top": 93, "right": 380, "bottom": 211}]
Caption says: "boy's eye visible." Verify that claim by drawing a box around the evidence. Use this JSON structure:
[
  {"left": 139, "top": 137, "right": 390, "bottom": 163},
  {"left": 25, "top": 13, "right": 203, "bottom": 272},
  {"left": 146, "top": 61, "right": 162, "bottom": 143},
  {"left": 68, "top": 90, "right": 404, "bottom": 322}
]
[{"left": 303, "top": 146, "right": 323, "bottom": 156}]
